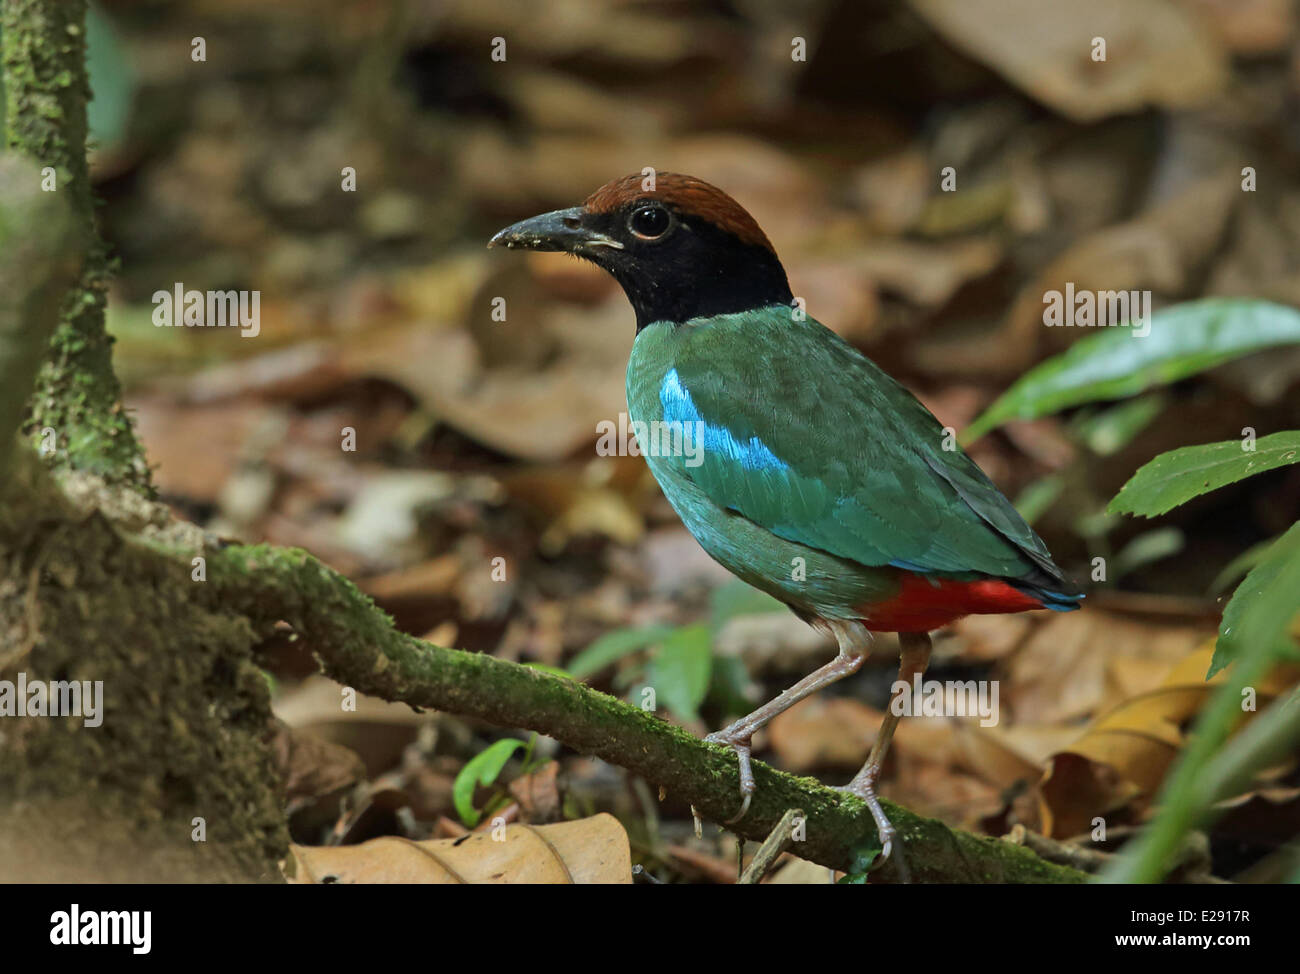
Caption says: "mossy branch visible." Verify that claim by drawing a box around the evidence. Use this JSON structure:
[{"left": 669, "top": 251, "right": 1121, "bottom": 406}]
[
  {"left": 2, "top": 0, "right": 150, "bottom": 490},
  {"left": 205, "top": 543, "right": 1088, "bottom": 884}
]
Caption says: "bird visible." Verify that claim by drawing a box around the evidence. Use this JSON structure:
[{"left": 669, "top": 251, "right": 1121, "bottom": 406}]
[{"left": 489, "top": 171, "right": 1083, "bottom": 876}]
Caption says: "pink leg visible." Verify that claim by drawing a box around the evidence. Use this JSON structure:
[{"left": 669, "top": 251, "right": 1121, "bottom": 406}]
[
  {"left": 705, "top": 620, "right": 871, "bottom": 820},
  {"left": 834, "top": 629, "right": 933, "bottom": 881}
]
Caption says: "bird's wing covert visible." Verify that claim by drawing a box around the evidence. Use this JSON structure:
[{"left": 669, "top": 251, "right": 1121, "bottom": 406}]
[{"left": 656, "top": 308, "right": 1062, "bottom": 582}]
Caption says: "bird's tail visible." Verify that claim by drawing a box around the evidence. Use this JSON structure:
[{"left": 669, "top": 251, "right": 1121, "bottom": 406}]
[{"left": 1010, "top": 573, "right": 1085, "bottom": 612}]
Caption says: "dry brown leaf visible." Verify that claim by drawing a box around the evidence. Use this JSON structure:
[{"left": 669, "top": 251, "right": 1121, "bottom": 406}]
[
  {"left": 508, "top": 761, "right": 562, "bottom": 823},
  {"left": 767, "top": 856, "right": 835, "bottom": 884},
  {"left": 908, "top": 0, "right": 1227, "bottom": 122},
  {"left": 856, "top": 237, "right": 1003, "bottom": 308},
  {"left": 501, "top": 461, "right": 645, "bottom": 552},
  {"left": 952, "top": 721, "right": 1051, "bottom": 790},
  {"left": 271, "top": 722, "right": 366, "bottom": 809},
  {"left": 948, "top": 613, "right": 1034, "bottom": 662},
  {"left": 916, "top": 173, "right": 1239, "bottom": 377},
  {"left": 360, "top": 556, "right": 461, "bottom": 602},
  {"left": 893, "top": 711, "right": 963, "bottom": 768},
  {"left": 1004, "top": 173, "right": 1239, "bottom": 355},
  {"left": 850, "top": 149, "right": 931, "bottom": 234},
  {"left": 1004, "top": 608, "right": 1213, "bottom": 725},
  {"left": 1039, "top": 642, "right": 1300, "bottom": 837},
  {"left": 288, "top": 814, "right": 631, "bottom": 884},
  {"left": 1186, "top": 0, "right": 1296, "bottom": 54},
  {"left": 894, "top": 757, "right": 1007, "bottom": 827},
  {"left": 130, "top": 397, "right": 275, "bottom": 502},
  {"left": 785, "top": 257, "right": 881, "bottom": 346},
  {"left": 767, "top": 697, "right": 883, "bottom": 772},
  {"left": 273, "top": 675, "right": 435, "bottom": 775},
  {"left": 664, "top": 844, "right": 740, "bottom": 884}
]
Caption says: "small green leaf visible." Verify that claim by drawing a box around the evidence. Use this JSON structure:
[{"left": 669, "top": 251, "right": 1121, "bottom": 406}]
[
  {"left": 452, "top": 738, "right": 526, "bottom": 827},
  {"left": 1110, "top": 431, "right": 1300, "bottom": 518},
  {"left": 86, "top": 4, "right": 136, "bottom": 151},
  {"left": 707, "top": 654, "right": 757, "bottom": 717},
  {"left": 1012, "top": 474, "right": 1064, "bottom": 525},
  {"left": 709, "top": 579, "right": 785, "bottom": 629},
  {"left": 1071, "top": 392, "right": 1168, "bottom": 456},
  {"left": 836, "top": 871, "right": 871, "bottom": 885},
  {"left": 646, "top": 624, "right": 713, "bottom": 721},
  {"left": 1210, "top": 520, "right": 1300, "bottom": 677},
  {"left": 964, "top": 300, "right": 1300, "bottom": 444},
  {"left": 1111, "top": 527, "right": 1184, "bottom": 579},
  {"left": 567, "top": 624, "right": 674, "bottom": 680},
  {"left": 835, "top": 836, "right": 885, "bottom": 884}
]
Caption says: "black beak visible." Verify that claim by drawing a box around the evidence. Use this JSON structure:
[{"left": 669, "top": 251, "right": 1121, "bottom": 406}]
[{"left": 488, "top": 206, "right": 624, "bottom": 254}]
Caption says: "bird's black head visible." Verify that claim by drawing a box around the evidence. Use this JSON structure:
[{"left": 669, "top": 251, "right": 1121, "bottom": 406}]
[{"left": 489, "top": 172, "right": 793, "bottom": 331}]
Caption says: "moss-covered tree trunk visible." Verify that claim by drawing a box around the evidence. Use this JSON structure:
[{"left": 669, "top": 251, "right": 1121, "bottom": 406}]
[
  {"left": 2, "top": 0, "right": 149, "bottom": 488},
  {"left": 0, "top": 1, "right": 287, "bottom": 881}
]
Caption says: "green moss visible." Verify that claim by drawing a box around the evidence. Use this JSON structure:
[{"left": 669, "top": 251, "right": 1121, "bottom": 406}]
[{"left": 2, "top": 0, "right": 149, "bottom": 492}]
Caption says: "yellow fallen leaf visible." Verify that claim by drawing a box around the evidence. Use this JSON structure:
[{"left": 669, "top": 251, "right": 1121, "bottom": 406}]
[{"left": 286, "top": 814, "right": 631, "bottom": 884}]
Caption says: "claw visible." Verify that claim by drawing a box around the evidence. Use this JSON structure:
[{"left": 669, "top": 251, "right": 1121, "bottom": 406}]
[
  {"left": 724, "top": 791, "right": 752, "bottom": 824},
  {"left": 704, "top": 731, "right": 756, "bottom": 823},
  {"left": 832, "top": 768, "right": 909, "bottom": 882}
]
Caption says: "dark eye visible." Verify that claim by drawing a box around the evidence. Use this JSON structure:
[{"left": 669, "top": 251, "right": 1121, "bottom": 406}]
[{"left": 629, "top": 204, "right": 670, "bottom": 239}]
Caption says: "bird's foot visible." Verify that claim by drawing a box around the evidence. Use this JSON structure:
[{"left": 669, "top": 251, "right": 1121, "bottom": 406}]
[
  {"left": 833, "top": 764, "right": 910, "bottom": 883},
  {"left": 702, "top": 728, "right": 756, "bottom": 823}
]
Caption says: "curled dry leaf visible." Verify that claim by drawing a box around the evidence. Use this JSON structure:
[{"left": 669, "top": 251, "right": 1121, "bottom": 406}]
[
  {"left": 273, "top": 675, "right": 435, "bottom": 776},
  {"left": 1039, "top": 642, "right": 1300, "bottom": 838},
  {"left": 287, "top": 813, "right": 632, "bottom": 884},
  {"left": 271, "top": 721, "right": 366, "bottom": 811}
]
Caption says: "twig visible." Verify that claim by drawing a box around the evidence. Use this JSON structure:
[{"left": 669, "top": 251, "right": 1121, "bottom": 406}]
[
  {"left": 738, "top": 807, "right": 802, "bottom": 884},
  {"left": 1003, "top": 824, "right": 1111, "bottom": 873}
]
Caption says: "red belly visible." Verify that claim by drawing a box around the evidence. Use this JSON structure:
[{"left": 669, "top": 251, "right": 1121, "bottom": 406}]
[{"left": 858, "top": 571, "right": 1045, "bottom": 633}]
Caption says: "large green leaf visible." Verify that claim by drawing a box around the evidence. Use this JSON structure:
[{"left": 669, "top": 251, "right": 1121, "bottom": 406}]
[
  {"left": 646, "top": 624, "right": 713, "bottom": 721},
  {"left": 452, "top": 738, "right": 527, "bottom": 827},
  {"left": 1110, "top": 430, "right": 1300, "bottom": 518},
  {"left": 963, "top": 300, "right": 1300, "bottom": 444},
  {"left": 1210, "top": 520, "right": 1300, "bottom": 677},
  {"left": 567, "top": 624, "right": 674, "bottom": 680},
  {"left": 1209, "top": 536, "right": 1278, "bottom": 595}
]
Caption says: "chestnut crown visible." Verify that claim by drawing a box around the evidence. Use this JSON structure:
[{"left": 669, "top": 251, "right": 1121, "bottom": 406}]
[{"left": 489, "top": 172, "right": 793, "bottom": 331}]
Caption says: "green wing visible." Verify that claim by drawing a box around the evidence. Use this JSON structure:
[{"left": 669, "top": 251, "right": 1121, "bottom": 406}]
[{"left": 635, "top": 307, "right": 1070, "bottom": 589}]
